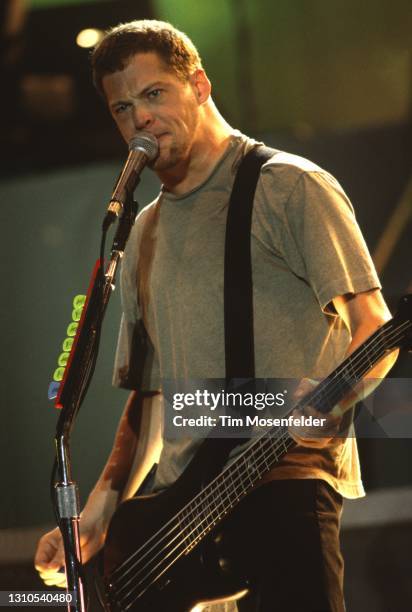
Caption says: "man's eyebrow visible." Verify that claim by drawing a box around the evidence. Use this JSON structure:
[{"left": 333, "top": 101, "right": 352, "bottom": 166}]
[
  {"left": 138, "top": 81, "right": 166, "bottom": 96},
  {"left": 110, "top": 81, "right": 167, "bottom": 108}
]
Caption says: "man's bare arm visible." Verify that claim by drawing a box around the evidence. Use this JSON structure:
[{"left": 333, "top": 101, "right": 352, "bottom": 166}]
[
  {"left": 291, "top": 289, "right": 399, "bottom": 444},
  {"left": 331, "top": 288, "right": 399, "bottom": 415}
]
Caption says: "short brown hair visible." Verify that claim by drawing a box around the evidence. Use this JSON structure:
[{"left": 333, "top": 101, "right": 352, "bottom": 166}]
[{"left": 91, "top": 19, "right": 202, "bottom": 96}]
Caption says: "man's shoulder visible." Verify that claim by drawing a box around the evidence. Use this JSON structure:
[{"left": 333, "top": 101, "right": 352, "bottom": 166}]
[
  {"left": 251, "top": 145, "right": 351, "bottom": 219},
  {"left": 258, "top": 147, "right": 345, "bottom": 204},
  {"left": 237, "top": 134, "right": 330, "bottom": 194},
  {"left": 261, "top": 149, "right": 325, "bottom": 176}
]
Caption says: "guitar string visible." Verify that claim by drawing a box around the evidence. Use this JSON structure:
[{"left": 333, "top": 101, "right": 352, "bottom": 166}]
[
  {"left": 114, "top": 376, "right": 408, "bottom": 603},
  {"left": 110, "top": 321, "right": 403, "bottom": 583},
  {"left": 110, "top": 320, "right": 407, "bottom": 606},
  {"left": 115, "top": 428, "right": 294, "bottom": 608},
  {"left": 115, "top": 327, "right": 407, "bottom": 611},
  {"left": 110, "top": 320, "right": 399, "bottom": 585},
  {"left": 118, "top": 399, "right": 347, "bottom": 606},
  {"left": 110, "top": 322, "right": 408, "bottom": 606},
  {"left": 119, "top": 407, "right": 341, "bottom": 607},
  {"left": 114, "top": 433, "right": 294, "bottom": 610}
]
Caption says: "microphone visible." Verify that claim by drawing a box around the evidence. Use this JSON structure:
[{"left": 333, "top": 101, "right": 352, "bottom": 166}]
[{"left": 103, "top": 132, "right": 158, "bottom": 230}]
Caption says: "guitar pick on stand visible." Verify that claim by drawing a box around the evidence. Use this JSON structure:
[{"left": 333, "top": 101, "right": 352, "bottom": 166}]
[{"left": 48, "top": 294, "right": 86, "bottom": 403}]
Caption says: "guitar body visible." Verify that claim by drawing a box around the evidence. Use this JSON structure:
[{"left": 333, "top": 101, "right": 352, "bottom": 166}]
[{"left": 100, "top": 437, "right": 250, "bottom": 611}]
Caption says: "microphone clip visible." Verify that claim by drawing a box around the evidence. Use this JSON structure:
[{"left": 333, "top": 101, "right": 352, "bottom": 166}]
[
  {"left": 110, "top": 191, "right": 138, "bottom": 253},
  {"left": 102, "top": 200, "right": 123, "bottom": 232}
]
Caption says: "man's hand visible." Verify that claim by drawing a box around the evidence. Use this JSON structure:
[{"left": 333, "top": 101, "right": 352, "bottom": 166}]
[
  {"left": 34, "top": 518, "right": 107, "bottom": 588},
  {"left": 34, "top": 527, "right": 66, "bottom": 588},
  {"left": 34, "top": 391, "right": 162, "bottom": 588},
  {"left": 289, "top": 378, "right": 341, "bottom": 448}
]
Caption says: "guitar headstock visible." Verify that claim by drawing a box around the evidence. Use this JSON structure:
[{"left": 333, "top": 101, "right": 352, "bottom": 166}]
[{"left": 392, "top": 294, "right": 412, "bottom": 352}]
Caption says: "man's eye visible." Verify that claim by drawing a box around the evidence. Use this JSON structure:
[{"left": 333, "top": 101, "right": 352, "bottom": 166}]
[
  {"left": 148, "top": 89, "right": 162, "bottom": 99},
  {"left": 113, "top": 104, "right": 128, "bottom": 115}
]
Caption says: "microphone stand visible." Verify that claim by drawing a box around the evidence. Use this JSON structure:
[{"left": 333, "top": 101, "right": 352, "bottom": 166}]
[{"left": 53, "top": 190, "right": 138, "bottom": 612}]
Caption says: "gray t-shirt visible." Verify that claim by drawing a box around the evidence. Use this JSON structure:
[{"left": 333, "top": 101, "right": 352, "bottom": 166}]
[{"left": 113, "top": 132, "right": 380, "bottom": 498}]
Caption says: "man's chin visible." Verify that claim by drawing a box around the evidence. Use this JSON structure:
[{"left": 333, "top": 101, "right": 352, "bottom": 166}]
[
  {"left": 148, "top": 156, "right": 168, "bottom": 171},
  {"left": 149, "top": 151, "right": 178, "bottom": 172}
]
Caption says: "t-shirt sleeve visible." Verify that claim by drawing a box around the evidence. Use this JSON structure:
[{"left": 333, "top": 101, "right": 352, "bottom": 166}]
[
  {"left": 263, "top": 167, "right": 381, "bottom": 312},
  {"left": 112, "top": 228, "right": 161, "bottom": 391}
]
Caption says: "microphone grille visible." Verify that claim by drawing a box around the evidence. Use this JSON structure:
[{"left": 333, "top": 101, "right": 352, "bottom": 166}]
[{"left": 128, "top": 132, "right": 159, "bottom": 161}]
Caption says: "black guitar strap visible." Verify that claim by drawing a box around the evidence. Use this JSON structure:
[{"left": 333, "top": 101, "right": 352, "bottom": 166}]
[
  {"left": 197, "top": 144, "right": 280, "bottom": 492},
  {"left": 224, "top": 144, "right": 279, "bottom": 382},
  {"left": 141, "top": 145, "right": 280, "bottom": 494}
]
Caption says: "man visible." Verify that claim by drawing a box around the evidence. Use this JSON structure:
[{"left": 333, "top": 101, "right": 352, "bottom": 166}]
[{"left": 35, "top": 20, "right": 398, "bottom": 611}]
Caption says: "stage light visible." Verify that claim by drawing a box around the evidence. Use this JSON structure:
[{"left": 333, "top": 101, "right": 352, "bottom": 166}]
[{"left": 76, "top": 28, "right": 103, "bottom": 48}]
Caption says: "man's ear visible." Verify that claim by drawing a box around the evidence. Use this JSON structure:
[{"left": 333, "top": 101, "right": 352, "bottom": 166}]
[{"left": 190, "top": 69, "right": 211, "bottom": 104}]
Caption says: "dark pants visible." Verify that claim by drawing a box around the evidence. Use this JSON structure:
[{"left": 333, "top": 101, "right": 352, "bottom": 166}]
[{"left": 220, "top": 479, "right": 345, "bottom": 612}]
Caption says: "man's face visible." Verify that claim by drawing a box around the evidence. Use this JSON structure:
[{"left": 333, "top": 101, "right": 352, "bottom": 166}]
[{"left": 102, "top": 52, "right": 202, "bottom": 172}]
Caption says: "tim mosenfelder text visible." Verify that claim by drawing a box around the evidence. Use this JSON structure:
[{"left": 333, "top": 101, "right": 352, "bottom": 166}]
[{"left": 172, "top": 414, "right": 326, "bottom": 428}]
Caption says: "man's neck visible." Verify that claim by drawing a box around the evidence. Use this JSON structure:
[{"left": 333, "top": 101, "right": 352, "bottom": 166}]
[{"left": 158, "top": 110, "right": 235, "bottom": 196}]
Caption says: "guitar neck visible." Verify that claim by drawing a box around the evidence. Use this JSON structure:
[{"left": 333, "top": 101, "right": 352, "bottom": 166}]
[
  {"left": 299, "top": 317, "right": 397, "bottom": 414},
  {"left": 178, "top": 317, "right": 404, "bottom": 551}
]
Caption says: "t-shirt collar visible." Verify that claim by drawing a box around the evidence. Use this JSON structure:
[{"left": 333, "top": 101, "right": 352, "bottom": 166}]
[{"left": 160, "top": 130, "right": 245, "bottom": 201}]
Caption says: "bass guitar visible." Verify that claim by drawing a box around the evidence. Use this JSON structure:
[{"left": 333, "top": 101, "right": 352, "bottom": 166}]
[{"left": 98, "top": 295, "right": 412, "bottom": 611}]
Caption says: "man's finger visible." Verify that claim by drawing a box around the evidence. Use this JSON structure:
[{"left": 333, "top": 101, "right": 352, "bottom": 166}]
[
  {"left": 303, "top": 404, "right": 340, "bottom": 424},
  {"left": 35, "top": 545, "right": 64, "bottom": 572},
  {"left": 293, "top": 377, "right": 318, "bottom": 402},
  {"left": 38, "top": 568, "right": 67, "bottom": 588}
]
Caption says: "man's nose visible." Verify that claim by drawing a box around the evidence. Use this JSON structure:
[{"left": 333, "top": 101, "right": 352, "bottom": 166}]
[{"left": 133, "top": 105, "right": 154, "bottom": 130}]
